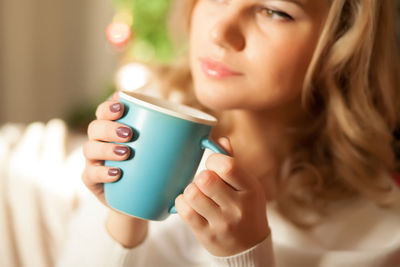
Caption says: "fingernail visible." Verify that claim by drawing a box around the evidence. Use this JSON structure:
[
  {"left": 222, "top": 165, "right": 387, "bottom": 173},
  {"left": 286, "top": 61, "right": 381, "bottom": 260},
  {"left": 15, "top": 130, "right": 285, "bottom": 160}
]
[
  {"left": 110, "top": 103, "right": 122, "bottom": 113},
  {"left": 114, "top": 146, "right": 129, "bottom": 156},
  {"left": 108, "top": 168, "right": 120, "bottom": 176},
  {"left": 116, "top": 127, "right": 131, "bottom": 139}
]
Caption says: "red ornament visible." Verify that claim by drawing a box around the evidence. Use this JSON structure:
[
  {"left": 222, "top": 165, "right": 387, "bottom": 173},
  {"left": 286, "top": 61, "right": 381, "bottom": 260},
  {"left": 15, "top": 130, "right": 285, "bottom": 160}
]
[{"left": 106, "top": 21, "right": 132, "bottom": 47}]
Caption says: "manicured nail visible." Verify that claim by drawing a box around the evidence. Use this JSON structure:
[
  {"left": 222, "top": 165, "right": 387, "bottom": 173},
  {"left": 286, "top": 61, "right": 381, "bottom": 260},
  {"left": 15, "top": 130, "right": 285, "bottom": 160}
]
[
  {"left": 116, "top": 127, "right": 131, "bottom": 139},
  {"left": 110, "top": 103, "right": 122, "bottom": 113},
  {"left": 114, "top": 146, "right": 129, "bottom": 156},
  {"left": 108, "top": 168, "right": 120, "bottom": 176}
]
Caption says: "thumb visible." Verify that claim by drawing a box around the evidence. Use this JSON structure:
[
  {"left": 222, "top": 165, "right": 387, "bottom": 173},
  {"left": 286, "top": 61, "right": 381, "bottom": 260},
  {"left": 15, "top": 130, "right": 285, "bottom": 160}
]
[{"left": 217, "top": 136, "right": 234, "bottom": 156}]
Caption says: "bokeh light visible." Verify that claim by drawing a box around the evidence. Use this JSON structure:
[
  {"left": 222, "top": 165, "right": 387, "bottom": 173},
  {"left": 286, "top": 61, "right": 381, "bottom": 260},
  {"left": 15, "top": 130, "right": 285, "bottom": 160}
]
[
  {"left": 115, "top": 62, "right": 151, "bottom": 92},
  {"left": 106, "top": 21, "right": 132, "bottom": 47}
]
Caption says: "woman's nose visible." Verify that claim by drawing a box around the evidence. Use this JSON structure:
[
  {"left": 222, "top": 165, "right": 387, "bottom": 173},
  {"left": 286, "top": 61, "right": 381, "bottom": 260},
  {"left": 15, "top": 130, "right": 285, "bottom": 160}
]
[{"left": 209, "top": 15, "right": 245, "bottom": 51}]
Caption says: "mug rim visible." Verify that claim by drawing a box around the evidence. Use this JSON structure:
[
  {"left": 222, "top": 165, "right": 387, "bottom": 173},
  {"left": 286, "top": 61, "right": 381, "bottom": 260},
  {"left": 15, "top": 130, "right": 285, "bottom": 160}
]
[{"left": 119, "top": 91, "right": 217, "bottom": 126}]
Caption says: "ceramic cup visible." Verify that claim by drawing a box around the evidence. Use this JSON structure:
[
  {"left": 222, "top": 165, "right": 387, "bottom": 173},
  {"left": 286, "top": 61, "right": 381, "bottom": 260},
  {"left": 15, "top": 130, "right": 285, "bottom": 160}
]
[{"left": 104, "top": 91, "right": 227, "bottom": 221}]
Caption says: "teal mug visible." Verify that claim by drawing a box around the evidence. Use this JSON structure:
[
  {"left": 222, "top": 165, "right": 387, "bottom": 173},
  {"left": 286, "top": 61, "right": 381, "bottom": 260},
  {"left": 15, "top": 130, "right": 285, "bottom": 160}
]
[{"left": 104, "top": 91, "right": 227, "bottom": 221}]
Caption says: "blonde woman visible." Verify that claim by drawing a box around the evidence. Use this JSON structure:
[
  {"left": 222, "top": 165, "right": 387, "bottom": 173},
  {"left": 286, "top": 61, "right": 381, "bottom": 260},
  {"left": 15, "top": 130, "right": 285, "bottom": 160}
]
[{"left": 68, "top": 0, "right": 400, "bottom": 266}]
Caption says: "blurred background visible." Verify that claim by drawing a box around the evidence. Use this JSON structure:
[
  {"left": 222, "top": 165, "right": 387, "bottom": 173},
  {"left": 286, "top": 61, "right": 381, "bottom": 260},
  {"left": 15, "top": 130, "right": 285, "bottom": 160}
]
[
  {"left": 0, "top": 0, "right": 399, "bottom": 132},
  {"left": 0, "top": 0, "right": 178, "bottom": 132}
]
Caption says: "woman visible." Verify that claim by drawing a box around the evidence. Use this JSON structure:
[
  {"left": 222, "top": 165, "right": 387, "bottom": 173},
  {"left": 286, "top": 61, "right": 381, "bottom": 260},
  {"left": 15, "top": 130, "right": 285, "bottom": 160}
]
[{"left": 70, "top": 0, "right": 400, "bottom": 266}]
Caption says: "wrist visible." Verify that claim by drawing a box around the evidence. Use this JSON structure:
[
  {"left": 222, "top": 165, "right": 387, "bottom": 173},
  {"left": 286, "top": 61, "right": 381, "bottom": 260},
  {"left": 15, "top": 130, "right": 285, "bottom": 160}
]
[{"left": 105, "top": 209, "right": 149, "bottom": 249}]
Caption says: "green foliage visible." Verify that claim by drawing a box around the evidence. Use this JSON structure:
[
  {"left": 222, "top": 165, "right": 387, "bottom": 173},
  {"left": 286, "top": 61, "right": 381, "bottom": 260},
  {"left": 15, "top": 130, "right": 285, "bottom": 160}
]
[{"left": 115, "top": 0, "right": 175, "bottom": 63}]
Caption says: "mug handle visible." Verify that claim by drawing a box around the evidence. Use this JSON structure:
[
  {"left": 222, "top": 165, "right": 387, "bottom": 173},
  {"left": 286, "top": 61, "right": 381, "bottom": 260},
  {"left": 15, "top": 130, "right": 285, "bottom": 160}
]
[{"left": 169, "top": 137, "right": 228, "bottom": 214}]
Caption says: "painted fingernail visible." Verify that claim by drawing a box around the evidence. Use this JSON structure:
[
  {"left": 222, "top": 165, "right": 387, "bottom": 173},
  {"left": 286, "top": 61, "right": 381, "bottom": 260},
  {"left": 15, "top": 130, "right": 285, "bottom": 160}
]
[
  {"left": 116, "top": 127, "right": 131, "bottom": 139},
  {"left": 110, "top": 103, "right": 122, "bottom": 113},
  {"left": 114, "top": 146, "right": 129, "bottom": 156},
  {"left": 108, "top": 168, "right": 120, "bottom": 176}
]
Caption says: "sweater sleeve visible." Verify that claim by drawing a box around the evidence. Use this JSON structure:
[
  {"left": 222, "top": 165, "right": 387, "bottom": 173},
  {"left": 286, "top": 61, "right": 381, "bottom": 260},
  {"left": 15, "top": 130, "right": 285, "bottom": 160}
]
[
  {"left": 208, "top": 235, "right": 275, "bottom": 267},
  {"left": 56, "top": 193, "right": 151, "bottom": 267},
  {"left": 56, "top": 193, "right": 202, "bottom": 267}
]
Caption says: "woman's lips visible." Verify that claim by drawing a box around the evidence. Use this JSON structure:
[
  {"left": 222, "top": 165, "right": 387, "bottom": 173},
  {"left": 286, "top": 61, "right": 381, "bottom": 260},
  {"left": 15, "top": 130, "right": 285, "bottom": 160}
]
[{"left": 199, "top": 57, "right": 243, "bottom": 79}]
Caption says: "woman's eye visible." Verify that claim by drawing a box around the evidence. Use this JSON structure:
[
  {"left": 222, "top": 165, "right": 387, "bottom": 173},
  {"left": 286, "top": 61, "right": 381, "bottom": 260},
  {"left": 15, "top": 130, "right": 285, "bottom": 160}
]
[{"left": 258, "top": 7, "right": 294, "bottom": 21}]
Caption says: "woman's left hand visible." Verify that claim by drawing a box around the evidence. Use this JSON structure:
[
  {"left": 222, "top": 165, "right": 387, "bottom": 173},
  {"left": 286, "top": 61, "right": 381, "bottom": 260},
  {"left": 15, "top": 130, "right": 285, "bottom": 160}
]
[{"left": 175, "top": 137, "right": 270, "bottom": 257}]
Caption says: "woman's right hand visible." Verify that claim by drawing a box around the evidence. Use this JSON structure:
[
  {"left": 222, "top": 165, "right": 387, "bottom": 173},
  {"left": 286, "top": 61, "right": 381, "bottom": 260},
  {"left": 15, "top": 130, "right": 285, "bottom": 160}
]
[
  {"left": 82, "top": 92, "right": 149, "bottom": 249},
  {"left": 82, "top": 92, "right": 133, "bottom": 206}
]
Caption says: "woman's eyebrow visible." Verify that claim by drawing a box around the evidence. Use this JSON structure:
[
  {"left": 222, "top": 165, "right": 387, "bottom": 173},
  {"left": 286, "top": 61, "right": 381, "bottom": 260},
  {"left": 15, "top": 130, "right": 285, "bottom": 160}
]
[{"left": 260, "top": 0, "right": 305, "bottom": 8}]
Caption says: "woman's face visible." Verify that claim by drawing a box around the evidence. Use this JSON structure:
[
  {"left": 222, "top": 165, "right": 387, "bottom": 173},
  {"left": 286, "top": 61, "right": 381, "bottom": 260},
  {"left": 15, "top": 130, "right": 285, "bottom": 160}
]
[{"left": 189, "top": 0, "right": 330, "bottom": 112}]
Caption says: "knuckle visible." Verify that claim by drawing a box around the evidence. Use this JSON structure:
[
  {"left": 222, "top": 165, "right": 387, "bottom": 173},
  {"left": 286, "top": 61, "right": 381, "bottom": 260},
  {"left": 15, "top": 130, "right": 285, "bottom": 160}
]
[
  {"left": 87, "top": 120, "right": 97, "bottom": 138},
  {"left": 184, "top": 208, "right": 197, "bottom": 222},
  {"left": 184, "top": 184, "right": 200, "bottom": 202},
  {"left": 179, "top": 201, "right": 196, "bottom": 221},
  {"left": 207, "top": 233, "right": 218, "bottom": 244},
  {"left": 82, "top": 141, "right": 91, "bottom": 158},
  {"left": 94, "top": 166, "right": 104, "bottom": 181},
  {"left": 89, "top": 165, "right": 107, "bottom": 184},
  {"left": 176, "top": 194, "right": 184, "bottom": 208},
  {"left": 197, "top": 170, "right": 215, "bottom": 188},
  {"left": 232, "top": 207, "right": 245, "bottom": 223},
  {"left": 82, "top": 167, "right": 95, "bottom": 185},
  {"left": 217, "top": 221, "right": 234, "bottom": 235},
  {"left": 205, "top": 153, "right": 218, "bottom": 168},
  {"left": 85, "top": 166, "right": 96, "bottom": 184},
  {"left": 220, "top": 158, "right": 236, "bottom": 177},
  {"left": 95, "top": 103, "right": 104, "bottom": 119}
]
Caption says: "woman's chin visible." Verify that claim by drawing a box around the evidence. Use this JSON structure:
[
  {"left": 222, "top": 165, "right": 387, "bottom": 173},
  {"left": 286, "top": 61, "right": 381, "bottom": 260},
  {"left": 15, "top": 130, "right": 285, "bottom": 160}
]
[
  {"left": 193, "top": 80, "right": 244, "bottom": 111},
  {"left": 196, "top": 92, "right": 237, "bottom": 111}
]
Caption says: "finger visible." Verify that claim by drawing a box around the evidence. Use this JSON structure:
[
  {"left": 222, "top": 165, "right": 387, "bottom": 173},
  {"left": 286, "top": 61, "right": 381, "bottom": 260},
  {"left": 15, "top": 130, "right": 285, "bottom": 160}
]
[
  {"left": 86, "top": 158, "right": 104, "bottom": 167},
  {"left": 111, "top": 91, "right": 120, "bottom": 101},
  {"left": 193, "top": 170, "right": 238, "bottom": 209},
  {"left": 218, "top": 136, "right": 234, "bottom": 156},
  {"left": 82, "top": 164, "right": 122, "bottom": 187},
  {"left": 87, "top": 120, "right": 133, "bottom": 142},
  {"left": 205, "top": 154, "right": 253, "bottom": 191},
  {"left": 95, "top": 100, "right": 124, "bottom": 121},
  {"left": 83, "top": 141, "right": 131, "bottom": 161},
  {"left": 175, "top": 194, "right": 208, "bottom": 230},
  {"left": 183, "top": 183, "right": 220, "bottom": 220}
]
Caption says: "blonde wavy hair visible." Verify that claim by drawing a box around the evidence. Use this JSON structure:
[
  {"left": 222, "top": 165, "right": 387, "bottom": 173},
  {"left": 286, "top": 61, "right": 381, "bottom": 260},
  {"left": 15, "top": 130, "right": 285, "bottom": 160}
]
[{"left": 135, "top": 0, "right": 400, "bottom": 226}]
